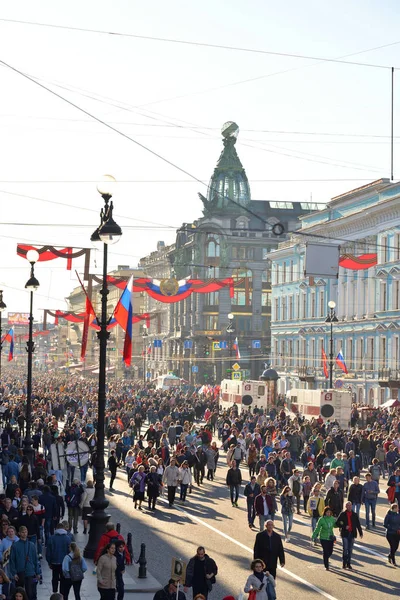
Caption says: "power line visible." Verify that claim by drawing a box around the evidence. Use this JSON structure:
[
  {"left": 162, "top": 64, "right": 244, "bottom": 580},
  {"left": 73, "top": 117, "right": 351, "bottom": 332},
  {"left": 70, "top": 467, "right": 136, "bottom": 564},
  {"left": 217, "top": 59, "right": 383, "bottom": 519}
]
[{"left": 0, "top": 18, "right": 397, "bottom": 70}]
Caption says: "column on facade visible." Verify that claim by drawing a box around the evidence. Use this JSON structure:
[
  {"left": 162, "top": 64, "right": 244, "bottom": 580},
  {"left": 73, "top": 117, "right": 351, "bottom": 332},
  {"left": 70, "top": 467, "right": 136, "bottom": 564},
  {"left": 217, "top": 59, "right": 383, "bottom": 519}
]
[{"left": 367, "top": 269, "right": 376, "bottom": 317}]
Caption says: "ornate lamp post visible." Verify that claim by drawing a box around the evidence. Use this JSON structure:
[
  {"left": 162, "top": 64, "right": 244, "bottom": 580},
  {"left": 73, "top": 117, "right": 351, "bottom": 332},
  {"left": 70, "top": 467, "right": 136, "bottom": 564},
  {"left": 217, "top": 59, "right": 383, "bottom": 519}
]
[
  {"left": 24, "top": 250, "right": 40, "bottom": 465},
  {"left": 0, "top": 291, "right": 6, "bottom": 383},
  {"left": 84, "top": 176, "right": 122, "bottom": 558},
  {"left": 325, "top": 300, "right": 338, "bottom": 388},
  {"left": 142, "top": 324, "right": 148, "bottom": 385},
  {"left": 227, "top": 313, "right": 235, "bottom": 361}
]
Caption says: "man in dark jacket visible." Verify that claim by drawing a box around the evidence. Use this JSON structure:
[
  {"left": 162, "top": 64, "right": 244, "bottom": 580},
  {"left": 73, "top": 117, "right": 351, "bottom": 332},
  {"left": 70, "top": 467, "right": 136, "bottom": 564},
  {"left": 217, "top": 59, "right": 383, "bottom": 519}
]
[
  {"left": 38, "top": 485, "right": 57, "bottom": 543},
  {"left": 253, "top": 520, "right": 285, "bottom": 579},
  {"left": 335, "top": 501, "right": 363, "bottom": 569},
  {"left": 107, "top": 450, "right": 118, "bottom": 491},
  {"left": 244, "top": 477, "right": 261, "bottom": 528},
  {"left": 46, "top": 523, "right": 72, "bottom": 595},
  {"left": 226, "top": 463, "right": 242, "bottom": 507},
  {"left": 153, "top": 579, "right": 186, "bottom": 600},
  {"left": 280, "top": 451, "right": 295, "bottom": 485},
  {"left": 184, "top": 546, "right": 217, "bottom": 600}
]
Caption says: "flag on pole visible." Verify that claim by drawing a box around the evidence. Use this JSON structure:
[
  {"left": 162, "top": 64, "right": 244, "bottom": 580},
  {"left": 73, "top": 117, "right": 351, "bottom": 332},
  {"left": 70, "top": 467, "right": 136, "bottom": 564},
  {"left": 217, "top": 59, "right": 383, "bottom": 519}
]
[
  {"left": 233, "top": 337, "right": 241, "bottom": 360},
  {"left": 81, "top": 296, "right": 96, "bottom": 361},
  {"left": 3, "top": 328, "right": 14, "bottom": 361},
  {"left": 321, "top": 347, "right": 328, "bottom": 379},
  {"left": 147, "top": 343, "right": 152, "bottom": 355},
  {"left": 113, "top": 275, "right": 134, "bottom": 366},
  {"left": 336, "top": 350, "right": 348, "bottom": 374}
]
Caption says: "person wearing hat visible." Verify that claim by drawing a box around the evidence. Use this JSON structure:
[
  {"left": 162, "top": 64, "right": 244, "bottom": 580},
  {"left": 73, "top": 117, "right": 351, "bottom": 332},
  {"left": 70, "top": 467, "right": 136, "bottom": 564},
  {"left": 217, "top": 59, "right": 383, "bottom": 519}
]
[
  {"left": 311, "top": 506, "right": 337, "bottom": 570},
  {"left": 153, "top": 578, "right": 186, "bottom": 600}
]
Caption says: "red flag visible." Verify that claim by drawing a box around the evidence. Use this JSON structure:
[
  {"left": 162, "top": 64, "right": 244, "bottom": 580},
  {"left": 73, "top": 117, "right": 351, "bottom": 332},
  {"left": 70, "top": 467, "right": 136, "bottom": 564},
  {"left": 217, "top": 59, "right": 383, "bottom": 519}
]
[
  {"left": 81, "top": 297, "right": 95, "bottom": 361},
  {"left": 322, "top": 347, "right": 328, "bottom": 379}
]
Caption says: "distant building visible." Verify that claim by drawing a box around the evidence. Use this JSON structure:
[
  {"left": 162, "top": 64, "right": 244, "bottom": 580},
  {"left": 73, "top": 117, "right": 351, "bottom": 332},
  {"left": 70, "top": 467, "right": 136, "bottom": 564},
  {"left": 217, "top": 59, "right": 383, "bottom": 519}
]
[
  {"left": 269, "top": 178, "right": 400, "bottom": 406},
  {"left": 140, "top": 122, "right": 313, "bottom": 383}
]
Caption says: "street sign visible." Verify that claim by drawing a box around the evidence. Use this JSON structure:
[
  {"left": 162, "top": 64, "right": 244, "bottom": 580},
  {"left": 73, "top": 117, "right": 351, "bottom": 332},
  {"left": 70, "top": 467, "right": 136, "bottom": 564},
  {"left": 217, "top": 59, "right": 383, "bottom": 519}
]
[
  {"left": 335, "top": 379, "right": 344, "bottom": 389},
  {"left": 153, "top": 340, "right": 162, "bottom": 348},
  {"left": 192, "top": 366, "right": 198, "bottom": 373},
  {"left": 252, "top": 340, "right": 261, "bottom": 349},
  {"left": 232, "top": 362, "right": 240, "bottom": 371},
  {"left": 220, "top": 341, "right": 228, "bottom": 349},
  {"left": 184, "top": 340, "right": 193, "bottom": 349},
  {"left": 232, "top": 372, "right": 242, "bottom": 380},
  {"left": 212, "top": 341, "right": 221, "bottom": 351},
  {"left": 146, "top": 372, "right": 151, "bottom": 378}
]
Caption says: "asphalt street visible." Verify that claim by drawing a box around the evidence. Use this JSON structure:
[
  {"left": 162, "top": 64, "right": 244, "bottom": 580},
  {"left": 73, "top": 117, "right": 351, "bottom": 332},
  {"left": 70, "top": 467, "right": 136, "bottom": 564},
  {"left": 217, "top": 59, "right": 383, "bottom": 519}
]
[{"left": 102, "top": 452, "right": 399, "bottom": 600}]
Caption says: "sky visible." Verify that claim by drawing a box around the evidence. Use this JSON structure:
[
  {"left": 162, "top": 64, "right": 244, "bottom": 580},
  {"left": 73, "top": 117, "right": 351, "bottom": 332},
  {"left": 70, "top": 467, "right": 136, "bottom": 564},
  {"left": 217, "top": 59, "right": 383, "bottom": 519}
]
[{"left": 1, "top": 0, "right": 400, "bottom": 321}]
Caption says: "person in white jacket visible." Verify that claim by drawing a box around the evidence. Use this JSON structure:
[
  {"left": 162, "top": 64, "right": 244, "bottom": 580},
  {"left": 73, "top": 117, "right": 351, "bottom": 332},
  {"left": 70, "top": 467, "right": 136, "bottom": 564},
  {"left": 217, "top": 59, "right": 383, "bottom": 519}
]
[
  {"left": 244, "top": 559, "right": 276, "bottom": 600},
  {"left": 162, "top": 458, "right": 180, "bottom": 507},
  {"left": 178, "top": 461, "right": 192, "bottom": 503},
  {"left": 324, "top": 469, "right": 337, "bottom": 494}
]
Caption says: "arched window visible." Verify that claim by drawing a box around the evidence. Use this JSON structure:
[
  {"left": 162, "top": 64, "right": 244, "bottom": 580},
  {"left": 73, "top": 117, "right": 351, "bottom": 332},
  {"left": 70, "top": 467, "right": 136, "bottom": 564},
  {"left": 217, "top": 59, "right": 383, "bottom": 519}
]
[{"left": 206, "top": 235, "right": 220, "bottom": 258}]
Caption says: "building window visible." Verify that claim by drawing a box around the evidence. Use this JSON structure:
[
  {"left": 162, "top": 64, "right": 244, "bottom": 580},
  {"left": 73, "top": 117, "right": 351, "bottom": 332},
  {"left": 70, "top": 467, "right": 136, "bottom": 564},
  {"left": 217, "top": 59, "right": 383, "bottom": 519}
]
[
  {"left": 236, "top": 316, "right": 252, "bottom": 333},
  {"left": 282, "top": 297, "right": 287, "bottom": 321},
  {"left": 319, "top": 290, "right": 325, "bottom": 317},
  {"left": 231, "top": 246, "right": 254, "bottom": 260},
  {"left": 283, "top": 262, "right": 287, "bottom": 283},
  {"left": 357, "top": 338, "right": 363, "bottom": 370},
  {"left": 310, "top": 291, "right": 316, "bottom": 318},
  {"left": 262, "top": 292, "right": 271, "bottom": 307},
  {"left": 295, "top": 294, "right": 300, "bottom": 319},
  {"left": 381, "top": 282, "right": 387, "bottom": 311},
  {"left": 274, "top": 298, "right": 279, "bottom": 321},
  {"left": 288, "top": 296, "right": 294, "bottom": 320},
  {"left": 395, "top": 233, "right": 400, "bottom": 260},
  {"left": 206, "top": 238, "right": 220, "bottom": 258},
  {"left": 301, "top": 292, "right": 306, "bottom": 319},
  {"left": 381, "top": 236, "right": 389, "bottom": 263},
  {"left": 393, "top": 280, "right": 400, "bottom": 310},
  {"left": 204, "top": 292, "right": 219, "bottom": 305},
  {"left": 366, "top": 338, "right": 374, "bottom": 370},
  {"left": 290, "top": 260, "right": 294, "bottom": 282},
  {"left": 204, "top": 315, "right": 218, "bottom": 330},
  {"left": 347, "top": 338, "right": 353, "bottom": 371},
  {"left": 380, "top": 337, "right": 387, "bottom": 368}
]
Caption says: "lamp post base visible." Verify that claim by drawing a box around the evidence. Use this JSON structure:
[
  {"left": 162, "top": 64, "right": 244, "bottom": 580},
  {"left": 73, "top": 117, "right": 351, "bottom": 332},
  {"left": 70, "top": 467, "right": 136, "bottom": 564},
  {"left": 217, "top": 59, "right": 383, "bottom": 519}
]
[{"left": 83, "top": 506, "right": 111, "bottom": 559}]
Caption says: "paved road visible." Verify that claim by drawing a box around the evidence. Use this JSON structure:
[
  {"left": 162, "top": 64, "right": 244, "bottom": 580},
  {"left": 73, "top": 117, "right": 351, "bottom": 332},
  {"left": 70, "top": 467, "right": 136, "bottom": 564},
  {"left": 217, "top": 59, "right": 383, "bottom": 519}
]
[{"left": 101, "top": 454, "right": 399, "bottom": 600}]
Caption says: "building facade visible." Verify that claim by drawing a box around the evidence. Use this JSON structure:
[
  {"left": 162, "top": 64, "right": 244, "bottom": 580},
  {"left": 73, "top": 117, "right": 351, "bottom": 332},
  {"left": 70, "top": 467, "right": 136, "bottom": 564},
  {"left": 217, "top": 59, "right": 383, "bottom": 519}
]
[
  {"left": 269, "top": 179, "right": 400, "bottom": 406},
  {"left": 140, "top": 122, "right": 313, "bottom": 384}
]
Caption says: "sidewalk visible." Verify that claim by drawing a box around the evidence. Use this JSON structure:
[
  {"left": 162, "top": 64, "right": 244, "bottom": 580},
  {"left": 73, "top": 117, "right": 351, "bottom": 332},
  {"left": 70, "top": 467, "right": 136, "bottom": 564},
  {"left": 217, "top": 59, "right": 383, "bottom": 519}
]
[{"left": 38, "top": 530, "right": 162, "bottom": 600}]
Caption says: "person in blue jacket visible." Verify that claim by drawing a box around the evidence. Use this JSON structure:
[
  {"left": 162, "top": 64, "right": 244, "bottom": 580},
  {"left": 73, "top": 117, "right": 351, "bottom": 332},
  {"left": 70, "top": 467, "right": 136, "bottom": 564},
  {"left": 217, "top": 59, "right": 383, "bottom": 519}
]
[
  {"left": 384, "top": 503, "right": 400, "bottom": 566},
  {"left": 9, "top": 526, "right": 39, "bottom": 600}
]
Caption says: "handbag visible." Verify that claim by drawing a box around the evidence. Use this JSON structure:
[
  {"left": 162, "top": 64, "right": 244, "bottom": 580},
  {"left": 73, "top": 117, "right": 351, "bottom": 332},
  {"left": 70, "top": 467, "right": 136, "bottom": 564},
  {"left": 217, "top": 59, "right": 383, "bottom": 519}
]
[{"left": 248, "top": 590, "right": 257, "bottom": 600}]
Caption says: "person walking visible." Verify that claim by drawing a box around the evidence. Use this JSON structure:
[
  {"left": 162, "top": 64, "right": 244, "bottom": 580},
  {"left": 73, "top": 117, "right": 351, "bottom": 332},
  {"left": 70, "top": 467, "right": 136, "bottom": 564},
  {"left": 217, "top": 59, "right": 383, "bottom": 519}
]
[
  {"left": 9, "top": 526, "right": 39, "bottom": 600},
  {"left": 80, "top": 480, "right": 95, "bottom": 534},
  {"left": 146, "top": 466, "right": 163, "bottom": 511},
  {"left": 178, "top": 462, "right": 192, "bottom": 503},
  {"left": 115, "top": 540, "right": 128, "bottom": 600},
  {"left": 361, "top": 473, "right": 379, "bottom": 530},
  {"left": 243, "top": 559, "right": 276, "bottom": 600},
  {"left": 388, "top": 467, "right": 400, "bottom": 509},
  {"left": 383, "top": 503, "right": 400, "bottom": 566},
  {"left": 244, "top": 477, "right": 261, "bottom": 529},
  {"left": 311, "top": 506, "right": 337, "bottom": 570},
  {"left": 130, "top": 466, "right": 146, "bottom": 510},
  {"left": 307, "top": 485, "right": 325, "bottom": 544},
  {"left": 162, "top": 459, "right": 180, "bottom": 508},
  {"left": 255, "top": 486, "right": 273, "bottom": 532},
  {"left": 335, "top": 501, "right": 363, "bottom": 570},
  {"left": 97, "top": 543, "right": 117, "bottom": 600},
  {"left": 280, "top": 486, "right": 295, "bottom": 542},
  {"left": 65, "top": 480, "right": 84, "bottom": 534},
  {"left": 325, "top": 481, "right": 344, "bottom": 518},
  {"left": 253, "top": 520, "right": 285, "bottom": 579},
  {"left": 62, "top": 541, "right": 88, "bottom": 600},
  {"left": 107, "top": 451, "right": 118, "bottom": 491},
  {"left": 46, "top": 522, "right": 73, "bottom": 596},
  {"left": 226, "top": 463, "right": 242, "bottom": 507},
  {"left": 288, "top": 469, "right": 302, "bottom": 514},
  {"left": 347, "top": 477, "right": 362, "bottom": 517},
  {"left": 184, "top": 546, "right": 217, "bottom": 600}
]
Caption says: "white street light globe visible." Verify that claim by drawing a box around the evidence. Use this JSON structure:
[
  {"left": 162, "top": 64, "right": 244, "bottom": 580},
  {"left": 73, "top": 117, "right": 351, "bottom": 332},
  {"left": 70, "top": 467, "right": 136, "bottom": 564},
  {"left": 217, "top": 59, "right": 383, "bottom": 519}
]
[
  {"left": 97, "top": 174, "right": 116, "bottom": 197},
  {"left": 26, "top": 249, "right": 39, "bottom": 264},
  {"left": 328, "top": 300, "right": 336, "bottom": 309},
  {"left": 228, "top": 313, "right": 234, "bottom": 320}
]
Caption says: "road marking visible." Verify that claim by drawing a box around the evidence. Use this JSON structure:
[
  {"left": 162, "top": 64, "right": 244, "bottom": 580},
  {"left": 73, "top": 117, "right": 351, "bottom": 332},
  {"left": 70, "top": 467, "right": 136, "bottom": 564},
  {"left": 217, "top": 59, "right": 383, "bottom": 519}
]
[{"left": 159, "top": 498, "right": 339, "bottom": 600}]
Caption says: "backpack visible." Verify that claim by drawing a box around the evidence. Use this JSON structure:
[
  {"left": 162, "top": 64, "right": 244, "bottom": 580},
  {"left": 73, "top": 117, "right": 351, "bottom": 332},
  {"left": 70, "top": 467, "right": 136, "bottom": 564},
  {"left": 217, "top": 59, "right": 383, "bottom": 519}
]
[{"left": 69, "top": 557, "right": 84, "bottom": 582}]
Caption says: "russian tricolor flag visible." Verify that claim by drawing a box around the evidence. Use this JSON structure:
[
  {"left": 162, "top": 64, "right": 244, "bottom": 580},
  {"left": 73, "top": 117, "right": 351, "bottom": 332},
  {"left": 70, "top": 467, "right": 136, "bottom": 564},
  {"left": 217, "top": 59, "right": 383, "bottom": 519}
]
[
  {"left": 3, "top": 328, "right": 14, "bottom": 361},
  {"left": 336, "top": 350, "right": 348, "bottom": 374},
  {"left": 114, "top": 275, "right": 134, "bottom": 366},
  {"left": 233, "top": 337, "right": 241, "bottom": 360}
]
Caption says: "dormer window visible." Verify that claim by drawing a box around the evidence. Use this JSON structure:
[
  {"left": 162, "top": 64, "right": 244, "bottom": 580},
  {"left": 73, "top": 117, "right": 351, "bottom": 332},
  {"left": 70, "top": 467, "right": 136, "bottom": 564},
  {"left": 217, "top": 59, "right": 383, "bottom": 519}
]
[{"left": 236, "top": 216, "right": 249, "bottom": 230}]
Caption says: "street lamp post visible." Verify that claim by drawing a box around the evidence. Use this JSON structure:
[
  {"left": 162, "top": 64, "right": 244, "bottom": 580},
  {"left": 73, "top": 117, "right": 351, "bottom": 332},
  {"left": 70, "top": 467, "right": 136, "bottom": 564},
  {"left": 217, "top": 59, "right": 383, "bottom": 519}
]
[
  {"left": 142, "top": 324, "right": 148, "bottom": 385},
  {"left": 325, "top": 300, "right": 339, "bottom": 389},
  {"left": 0, "top": 291, "right": 6, "bottom": 383},
  {"left": 227, "top": 313, "right": 235, "bottom": 362},
  {"left": 24, "top": 250, "right": 40, "bottom": 465},
  {"left": 84, "top": 176, "right": 122, "bottom": 559}
]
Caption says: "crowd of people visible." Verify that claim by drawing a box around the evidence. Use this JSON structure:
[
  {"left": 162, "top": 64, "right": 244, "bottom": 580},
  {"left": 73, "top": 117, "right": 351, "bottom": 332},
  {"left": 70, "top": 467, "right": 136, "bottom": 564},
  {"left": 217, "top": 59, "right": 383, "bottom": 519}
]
[{"left": 0, "top": 366, "right": 398, "bottom": 600}]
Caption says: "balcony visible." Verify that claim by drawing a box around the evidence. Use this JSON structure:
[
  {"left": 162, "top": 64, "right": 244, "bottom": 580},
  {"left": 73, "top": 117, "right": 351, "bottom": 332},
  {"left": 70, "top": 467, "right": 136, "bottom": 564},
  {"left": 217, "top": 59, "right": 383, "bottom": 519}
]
[
  {"left": 378, "top": 368, "right": 400, "bottom": 388},
  {"left": 298, "top": 366, "right": 316, "bottom": 382}
]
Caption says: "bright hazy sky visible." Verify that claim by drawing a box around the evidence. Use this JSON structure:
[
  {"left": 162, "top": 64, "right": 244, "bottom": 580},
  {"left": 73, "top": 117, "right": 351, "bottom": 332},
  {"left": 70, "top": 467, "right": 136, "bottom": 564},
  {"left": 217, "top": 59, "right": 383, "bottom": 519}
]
[{"left": 1, "top": 0, "right": 400, "bottom": 320}]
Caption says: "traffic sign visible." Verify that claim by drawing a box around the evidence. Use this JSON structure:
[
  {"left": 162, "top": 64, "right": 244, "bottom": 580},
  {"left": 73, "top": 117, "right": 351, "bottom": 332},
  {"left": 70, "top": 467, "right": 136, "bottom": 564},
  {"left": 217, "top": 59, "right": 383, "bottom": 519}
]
[
  {"left": 232, "top": 362, "right": 240, "bottom": 371},
  {"left": 212, "top": 341, "right": 221, "bottom": 351},
  {"left": 335, "top": 379, "right": 344, "bottom": 389},
  {"left": 232, "top": 372, "right": 242, "bottom": 380},
  {"left": 192, "top": 366, "right": 198, "bottom": 373},
  {"left": 252, "top": 340, "right": 261, "bottom": 349}
]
